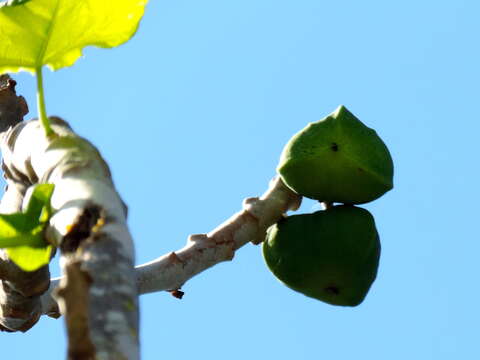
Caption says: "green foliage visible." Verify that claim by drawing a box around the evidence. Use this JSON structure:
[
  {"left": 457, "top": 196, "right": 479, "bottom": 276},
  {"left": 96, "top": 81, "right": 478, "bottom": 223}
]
[
  {"left": 0, "top": 0, "right": 148, "bottom": 73},
  {"left": 25, "top": 182, "right": 54, "bottom": 221},
  {"left": 278, "top": 105, "right": 394, "bottom": 204},
  {"left": 0, "top": 184, "right": 55, "bottom": 272},
  {"left": 0, "top": 0, "right": 148, "bottom": 135},
  {"left": 7, "top": 245, "right": 53, "bottom": 272}
]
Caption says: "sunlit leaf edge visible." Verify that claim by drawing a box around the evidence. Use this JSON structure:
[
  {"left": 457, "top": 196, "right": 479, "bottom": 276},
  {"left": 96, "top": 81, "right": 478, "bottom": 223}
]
[{"left": 0, "top": 0, "right": 149, "bottom": 74}]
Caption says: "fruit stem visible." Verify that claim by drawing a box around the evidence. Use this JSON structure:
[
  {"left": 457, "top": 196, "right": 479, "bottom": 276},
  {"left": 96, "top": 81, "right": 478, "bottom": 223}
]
[
  {"left": 36, "top": 66, "right": 54, "bottom": 138},
  {"left": 321, "top": 202, "right": 333, "bottom": 210}
]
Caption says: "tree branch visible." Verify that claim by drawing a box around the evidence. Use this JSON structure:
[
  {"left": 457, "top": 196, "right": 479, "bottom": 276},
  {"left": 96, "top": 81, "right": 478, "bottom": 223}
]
[
  {"left": 40, "top": 176, "right": 301, "bottom": 317},
  {"left": 0, "top": 74, "right": 301, "bottom": 360}
]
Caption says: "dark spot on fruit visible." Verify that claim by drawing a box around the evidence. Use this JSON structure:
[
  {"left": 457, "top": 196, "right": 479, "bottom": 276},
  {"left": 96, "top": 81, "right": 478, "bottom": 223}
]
[
  {"left": 331, "top": 143, "right": 339, "bottom": 152},
  {"left": 325, "top": 286, "right": 340, "bottom": 295},
  {"left": 358, "top": 167, "right": 364, "bottom": 172}
]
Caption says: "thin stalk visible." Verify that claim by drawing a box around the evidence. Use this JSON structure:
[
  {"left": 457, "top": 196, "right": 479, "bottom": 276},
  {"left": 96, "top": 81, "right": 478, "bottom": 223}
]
[
  {"left": 35, "top": 66, "right": 54, "bottom": 137},
  {"left": 321, "top": 201, "right": 333, "bottom": 210}
]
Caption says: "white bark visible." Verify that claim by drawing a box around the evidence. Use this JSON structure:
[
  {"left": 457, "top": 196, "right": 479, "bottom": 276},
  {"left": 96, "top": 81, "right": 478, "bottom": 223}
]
[
  {"left": 40, "top": 176, "right": 301, "bottom": 317},
  {"left": 1, "top": 118, "right": 139, "bottom": 359}
]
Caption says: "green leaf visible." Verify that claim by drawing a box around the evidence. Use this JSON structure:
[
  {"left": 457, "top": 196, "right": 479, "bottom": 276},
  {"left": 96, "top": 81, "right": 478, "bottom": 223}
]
[
  {"left": 0, "top": 214, "right": 50, "bottom": 271},
  {"left": 0, "top": 213, "right": 30, "bottom": 236},
  {"left": 0, "top": 184, "right": 55, "bottom": 271},
  {"left": 0, "top": 0, "right": 148, "bottom": 74},
  {"left": 7, "top": 244, "right": 52, "bottom": 272},
  {"left": 25, "top": 183, "right": 55, "bottom": 222},
  {"left": 0, "top": 213, "right": 40, "bottom": 246}
]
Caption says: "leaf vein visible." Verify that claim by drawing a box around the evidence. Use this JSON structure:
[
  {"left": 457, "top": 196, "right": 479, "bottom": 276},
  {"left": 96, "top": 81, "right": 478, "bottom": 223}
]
[{"left": 35, "top": 0, "right": 62, "bottom": 67}]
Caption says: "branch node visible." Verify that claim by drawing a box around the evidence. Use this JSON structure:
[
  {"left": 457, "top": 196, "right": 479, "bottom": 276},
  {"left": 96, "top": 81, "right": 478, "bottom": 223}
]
[
  {"left": 243, "top": 197, "right": 259, "bottom": 207},
  {"left": 188, "top": 234, "right": 208, "bottom": 243},
  {"left": 242, "top": 198, "right": 262, "bottom": 220},
  {"left": 241, "top": 210, "right": 264, "bottom": 245},
  {"left": 167, "top": 252, "right": 183, "bottom": 265}
]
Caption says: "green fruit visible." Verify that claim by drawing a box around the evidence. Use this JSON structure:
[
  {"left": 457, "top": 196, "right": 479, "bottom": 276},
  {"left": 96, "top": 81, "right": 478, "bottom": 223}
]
[
  {"left": 278, "top": 105, "right": 393, "bottom": 204},
  {"left": 262, "top": 205, "right": 380, "bottom": 306}
]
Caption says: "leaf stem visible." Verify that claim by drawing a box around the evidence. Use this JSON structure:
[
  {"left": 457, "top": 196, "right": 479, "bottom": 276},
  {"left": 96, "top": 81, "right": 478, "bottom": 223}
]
[{"left": 35, "top": 66, "right": 54, "bottom": 137}]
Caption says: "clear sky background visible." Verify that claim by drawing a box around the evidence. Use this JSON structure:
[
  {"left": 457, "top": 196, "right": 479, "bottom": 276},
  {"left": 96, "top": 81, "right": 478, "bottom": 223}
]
[{"left": 1, "top": 0, "right": 478, "bottom": 359}]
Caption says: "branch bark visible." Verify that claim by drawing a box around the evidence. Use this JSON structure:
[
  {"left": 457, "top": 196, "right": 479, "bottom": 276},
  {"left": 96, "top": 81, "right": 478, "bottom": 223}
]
[{"left": 39, "top": 176, "right": 301, "bottom": 317}]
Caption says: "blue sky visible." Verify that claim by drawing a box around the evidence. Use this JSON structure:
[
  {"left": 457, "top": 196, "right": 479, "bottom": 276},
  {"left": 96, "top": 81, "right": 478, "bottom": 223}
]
[{"left": 2, "top": 0, "right": 479, "bottom": 359}]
